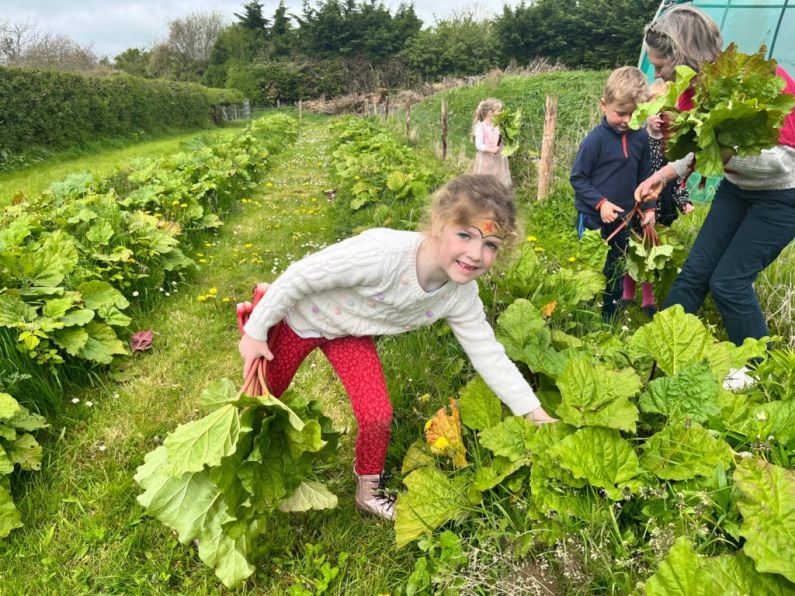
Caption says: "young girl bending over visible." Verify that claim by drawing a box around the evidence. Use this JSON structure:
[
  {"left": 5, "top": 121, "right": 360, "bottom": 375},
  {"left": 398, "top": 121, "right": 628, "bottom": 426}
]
[
  {"left": 238, "top": 175, "right": 555, "bottom": 521},
  {"left": 471, "top": 99, "right": 512, "bottom": 187}
]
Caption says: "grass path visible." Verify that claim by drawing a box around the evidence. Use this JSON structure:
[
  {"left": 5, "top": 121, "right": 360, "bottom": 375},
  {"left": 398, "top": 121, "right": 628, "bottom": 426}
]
[{"left": 0, "top": 117, "right": 417, "bottom": 594}]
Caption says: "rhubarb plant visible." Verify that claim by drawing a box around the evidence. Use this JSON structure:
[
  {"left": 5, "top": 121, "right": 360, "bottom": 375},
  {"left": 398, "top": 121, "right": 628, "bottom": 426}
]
[
  {"left": 0, "top": 392, "right": 48, "bottom": 538},
  {"left": 135, "top": 378, "right": 340, "bottom": 587},
  {"left": 395, "top": 305, "right": 794, "bottom": 592}
]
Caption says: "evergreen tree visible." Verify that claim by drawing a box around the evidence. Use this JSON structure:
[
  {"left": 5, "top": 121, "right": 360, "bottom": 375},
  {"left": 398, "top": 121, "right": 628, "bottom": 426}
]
[
  {"left": 269, "top": 1, "right": 294, "bottom": 58},
  {"left": 495, "top": 0, "right": 657, "bottom": 69},
  {"left": 235, "top": 1, "right": 270, "bottom": 36}
]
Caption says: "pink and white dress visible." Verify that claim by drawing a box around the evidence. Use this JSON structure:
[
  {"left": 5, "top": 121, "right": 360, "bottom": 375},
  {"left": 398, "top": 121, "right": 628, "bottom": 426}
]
[{"left": 472, "top": 121, "right": 512, "bottom": 187}]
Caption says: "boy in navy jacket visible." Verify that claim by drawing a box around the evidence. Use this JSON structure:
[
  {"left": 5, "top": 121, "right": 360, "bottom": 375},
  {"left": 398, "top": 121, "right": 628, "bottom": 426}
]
[{"left": 571, "top": 66, "right": 655, "bottom": 320}]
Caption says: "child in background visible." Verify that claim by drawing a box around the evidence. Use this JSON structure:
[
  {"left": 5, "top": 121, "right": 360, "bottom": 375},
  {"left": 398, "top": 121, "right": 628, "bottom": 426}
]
[
  {"left": 471, "top": 98, "right": 512, "bottom": 187},
  {"left": 623, "top": 81, "right": 694, "bottom": 316},
  {"left": 645, "top": 81, "right": 694, "bottom": 225},
  {"left": 570, "top": 66, "right": 655, "bottom": 321},
  {"left": 238, "top": 175, "right": 556, "bottom": 521}
]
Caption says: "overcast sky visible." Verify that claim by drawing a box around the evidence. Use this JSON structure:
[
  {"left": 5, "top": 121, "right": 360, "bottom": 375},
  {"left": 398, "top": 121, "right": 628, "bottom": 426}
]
[{"left": 2, "top": 1, "right": 519, "bottom": 60}]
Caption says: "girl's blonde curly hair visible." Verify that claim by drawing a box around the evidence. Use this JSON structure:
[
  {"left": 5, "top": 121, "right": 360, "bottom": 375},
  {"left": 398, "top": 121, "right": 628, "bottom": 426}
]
[{"left": 420, "top": 174, "right": 520, "bottom": 254}]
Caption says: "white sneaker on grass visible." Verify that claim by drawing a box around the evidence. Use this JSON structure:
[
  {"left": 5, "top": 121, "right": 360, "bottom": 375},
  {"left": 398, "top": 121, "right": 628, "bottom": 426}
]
[{"left": 722, "top": 366, "right": 756, "bottom": 392}]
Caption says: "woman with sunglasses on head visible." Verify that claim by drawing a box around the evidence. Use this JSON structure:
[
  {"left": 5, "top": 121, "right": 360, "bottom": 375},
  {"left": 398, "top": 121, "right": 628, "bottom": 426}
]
[{"left": 635, "top": 5, "right": 795, "bottom": 390}]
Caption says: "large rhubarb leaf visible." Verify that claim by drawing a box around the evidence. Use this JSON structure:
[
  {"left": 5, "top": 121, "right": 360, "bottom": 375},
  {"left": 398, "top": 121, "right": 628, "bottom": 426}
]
[
  {"left": 458, "top": 375, "right": 503, "bottom": 431},
  {"left": 644, "top": 537, "right": 702, "bottom": 595},
  {"left": 8, "top": 433, "right": 42, "bottom": 471},
  {"left": 135, "top": 447, "right": 235, "bottom": 541},
  {"left": 135, "top": 380, "right": 339, "bottom": 587},
  {"left": 631, "top": 45, "right": 795, "bottom": 177},
  {"left": 630, "top": 306, "right": 713, "bottom": 376},
  {"left": 555, "top": 355, "right": 640, "bottom": 432},
  {"left": 640, "top": 423, "right": 731, "bottom": 481},
  {"left": 477, "top": 416, "right": 536, "bottom": 462},
  {"left": 162, "top": 405, "right": 246, "bottom": 475},
  {"left": 197, "top": 517, "right": 260, "bottom": 588},
  {"left": 639, "top": 362, "right": 721, "bottom": 423},
  {"left": 0, "top": 394, "right": 21, "bottom": 420},
  {"left": 472, "top": 457, "right": 527, "bottom": 492},
  {"left": 700, "top": 551, "right": 794, "bottom": 595},
  {"left": 0, "top": 484, "right": 22, "bottom": 539},
  {"left": 0, "top": 392, "right": 47, "bottom": 539},
  {"left": 496, "top": 298, "right": 569, "bottom": 378},
  {"left": 548, "top": 427, "right": 644, "bottom": 500},
  {"left": 395, "top": 467, "right": 470, "bottom": 548},
  {"left": 0, "top": 447, "right": 12, "bottom": 476},
  {"left": 200, "top": 378, "right": 240, "bottom": 409},
  {"left": 529, "top": 453, "right": 599, "bottom": 522},
  {"left": 278, "top": 480, "right": 338, "bottom": 512},
  {"left": 77, "top": 321, "right": 127, "bottom": 363},
  {"left": 734, "top": 458, "right": 795, "bottom": 583},
  {"left": 0, "top": 295, "right": 37, "bottom": 327},
  {"left": 495, "top": 298, "right": 547, "bottom": 363},
  {"left": 630, "top": 305, "right": 766, "bottom": 379},
  {"left": 752, "top": 400, "right": 795, "bottom": 449},
  {"left": 78, "top": 280, "right": 130, "bottom": 312},
  {"left": 646, "top": 536, "right": 795, "bottom": 595}
]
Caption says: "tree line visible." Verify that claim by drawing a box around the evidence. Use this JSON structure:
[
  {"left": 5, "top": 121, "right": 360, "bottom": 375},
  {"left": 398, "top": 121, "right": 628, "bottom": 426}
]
[{"left": 1, "top": 1, "right": 658, "bottom": 105}]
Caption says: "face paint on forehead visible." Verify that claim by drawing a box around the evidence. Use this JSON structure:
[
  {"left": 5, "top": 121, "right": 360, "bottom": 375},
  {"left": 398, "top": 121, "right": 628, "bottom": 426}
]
[{"left": 471, "top": 218, "right": 503, "bottom": 239}]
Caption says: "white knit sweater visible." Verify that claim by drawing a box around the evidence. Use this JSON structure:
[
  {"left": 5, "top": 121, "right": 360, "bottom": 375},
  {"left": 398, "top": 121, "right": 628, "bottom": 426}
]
[
  {"left": 670, "top": 145, "right": 795, "bottom": 190},
  {"left": 243, "top": 228, "right": 540, "bottom": 415}
]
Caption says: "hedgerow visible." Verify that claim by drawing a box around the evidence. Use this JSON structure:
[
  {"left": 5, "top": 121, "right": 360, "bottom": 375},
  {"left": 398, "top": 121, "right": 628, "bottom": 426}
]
[{"left": 0, "top": 67, "right": 245, "bottom": 168}]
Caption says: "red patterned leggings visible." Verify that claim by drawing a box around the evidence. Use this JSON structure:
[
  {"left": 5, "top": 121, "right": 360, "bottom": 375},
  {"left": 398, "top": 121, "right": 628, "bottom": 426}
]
[{"left": 266, "top": 320, "right": 392, "bottom": 475}]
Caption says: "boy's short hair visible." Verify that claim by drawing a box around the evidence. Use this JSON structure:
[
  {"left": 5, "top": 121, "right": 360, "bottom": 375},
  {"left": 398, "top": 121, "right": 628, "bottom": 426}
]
[{"left": 602, "top": 66, "right": 649, "bottom": 106}]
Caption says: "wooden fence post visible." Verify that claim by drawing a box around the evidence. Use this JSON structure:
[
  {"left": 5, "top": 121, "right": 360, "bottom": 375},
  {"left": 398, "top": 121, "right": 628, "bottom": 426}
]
[
  {"left": 384, "top": 95, "right": 390, "bottom": 120},
  {"left": 298, "top": 99, "right": 303, "bottom": 124},
  {"left": 441, "top": 99, "right": 448, "bottom": 159},
  {"left": 537, "top": 95, "right": 558, "bottom": 200},
  {"left": 405, "top": 101, "right": 411, "bottom": 138}
]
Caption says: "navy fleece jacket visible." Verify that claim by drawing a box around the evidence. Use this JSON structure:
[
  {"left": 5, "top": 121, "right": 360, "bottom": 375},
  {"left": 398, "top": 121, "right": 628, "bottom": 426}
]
[{"left": 571, "top": 117, "right": 654, "bottom": 217}]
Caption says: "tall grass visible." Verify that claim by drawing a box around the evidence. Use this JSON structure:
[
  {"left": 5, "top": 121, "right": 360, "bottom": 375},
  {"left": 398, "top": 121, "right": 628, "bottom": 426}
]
[{"left": 0, "top": 328, "right": 104, "bottom": 413}]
